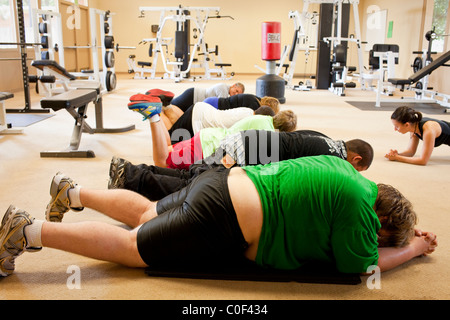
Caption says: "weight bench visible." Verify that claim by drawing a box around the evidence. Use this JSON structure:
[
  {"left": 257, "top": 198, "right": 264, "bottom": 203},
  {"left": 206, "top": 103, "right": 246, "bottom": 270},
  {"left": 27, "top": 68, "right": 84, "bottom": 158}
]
[
  {"left": 388, "top": 50, "right": 450, "bottom": 88},
  {"left": 1, "top": 92, "right": 23, "bottom": 135},
  {"left": 40, "top": 89, "right": 135, "bottom": 158},
  {"left": 32, "top": 60, "right": 76, "bottom": 81},
  {"left": 31, "top": 60, "right": 109, "bottom": 95}
]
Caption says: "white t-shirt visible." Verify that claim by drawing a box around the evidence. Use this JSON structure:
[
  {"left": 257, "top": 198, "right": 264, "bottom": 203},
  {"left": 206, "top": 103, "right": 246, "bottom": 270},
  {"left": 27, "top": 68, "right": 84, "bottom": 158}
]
[
  {"left": 191, "top": 102, "right": 254, "bottom": 134},
  {"left": 193, "top": 84, "right": 230, "bottom": 103}
]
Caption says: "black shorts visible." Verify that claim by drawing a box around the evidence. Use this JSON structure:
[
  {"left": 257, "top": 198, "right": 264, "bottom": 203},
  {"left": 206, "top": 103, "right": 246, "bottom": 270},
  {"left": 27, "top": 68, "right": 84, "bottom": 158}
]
[{"left": 136, "top": 167, "right": 249, "bottom": 268}]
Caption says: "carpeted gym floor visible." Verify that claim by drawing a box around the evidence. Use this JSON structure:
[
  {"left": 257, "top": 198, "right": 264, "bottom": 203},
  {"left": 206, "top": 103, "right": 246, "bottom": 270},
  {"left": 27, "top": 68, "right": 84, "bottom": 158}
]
[{"left": 0, "top": 75, "right": 449, "bottom": 300}]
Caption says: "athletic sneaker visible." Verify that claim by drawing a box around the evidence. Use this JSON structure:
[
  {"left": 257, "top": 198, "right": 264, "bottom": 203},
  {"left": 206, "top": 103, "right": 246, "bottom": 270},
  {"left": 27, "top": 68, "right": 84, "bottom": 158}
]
[
  {"left": 0, "top": 205, "right": 42, "bottom": 277},
  {"left": 45, "top": 172, "right": 83, "bottom": 223},
  {"left": 129, "top": 93, "right": 163, "bottom": 103},
  {"left": 108, "top": 156, "right": 130, "bottom": 189},
  {"left": 128, "top": 101, "right": 162, "bottom": 120},
  {"left": 145, "top": 89, "right": 175, "bottom": 107}
]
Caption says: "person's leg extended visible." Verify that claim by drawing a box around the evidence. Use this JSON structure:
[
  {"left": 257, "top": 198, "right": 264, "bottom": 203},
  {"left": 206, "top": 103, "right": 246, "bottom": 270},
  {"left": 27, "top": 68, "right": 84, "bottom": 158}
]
[
  {"left": 1, "top": 201, "right": 149, "bottom": 277},
  {"left": 117, "top": 160, "right": 193, "bottom": 201},
  {"left": 47, "top": 172, "right": 157, "bottom": 228},
  {"left": 41, "top": 175, "right": 156, "bottom": 267},
  {"left": 80, "top": 188, "right": 157, "bottom": 228},
  {"left": 41, "top": 220, "right": 147, "bottom": 268}
]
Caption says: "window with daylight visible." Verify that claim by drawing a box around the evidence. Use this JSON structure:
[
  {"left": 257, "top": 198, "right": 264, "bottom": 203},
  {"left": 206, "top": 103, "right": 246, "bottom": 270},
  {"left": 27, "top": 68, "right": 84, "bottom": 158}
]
[
  {"left": 431, "top": 0, "right": 449, "bottom": 52},
  {"left": 0, "top": 0, "right": 17, "bottom": 48},
  {"left": 0, "top": 0, "right": 38, "bottom": 48},
  {"left": 23, "top": 0, "right": 38, "bottom": 44},
  {"left": 41, "top": 0, "right": 58, "bottom": 11}
]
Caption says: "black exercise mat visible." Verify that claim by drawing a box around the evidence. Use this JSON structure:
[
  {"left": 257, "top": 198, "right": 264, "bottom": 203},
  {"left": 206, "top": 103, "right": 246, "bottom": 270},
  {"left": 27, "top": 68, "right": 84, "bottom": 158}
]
[
  {"left": 145, "top": 261, "right": 361, "bottom": 285},
  {"left": 346, "top": 101, "right": 448, "bottom": 115},
  {"left": 6, "top": 113, "right": 54, "bottom": 127}
]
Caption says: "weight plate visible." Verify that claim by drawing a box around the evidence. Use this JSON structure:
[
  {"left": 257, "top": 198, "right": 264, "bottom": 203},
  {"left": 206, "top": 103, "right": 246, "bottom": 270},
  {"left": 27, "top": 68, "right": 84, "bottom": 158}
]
[
  {"left": 105, "top": 51, "right": 115, "bottom": 68},
  {"left": 413, "top": 57, "right": 422, "bottom": 73},
  {"left": 106, "top": 71, "right": 117, "bottom": 91},
  {"left": 104, "top": 36, "right": 115, "bottom": 49}
]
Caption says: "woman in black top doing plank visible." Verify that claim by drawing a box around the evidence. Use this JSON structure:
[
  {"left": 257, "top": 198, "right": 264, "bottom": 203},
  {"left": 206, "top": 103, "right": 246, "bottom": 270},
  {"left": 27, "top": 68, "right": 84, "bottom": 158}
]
[{"left": 386, "top": 106, "right": 450, "bottom": 165}]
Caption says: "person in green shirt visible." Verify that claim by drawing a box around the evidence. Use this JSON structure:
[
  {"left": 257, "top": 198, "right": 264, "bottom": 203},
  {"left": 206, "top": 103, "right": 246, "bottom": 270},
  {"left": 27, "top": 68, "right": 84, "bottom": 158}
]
[{"left": 1, "top": 156, "right": 437, "bottom": 277}]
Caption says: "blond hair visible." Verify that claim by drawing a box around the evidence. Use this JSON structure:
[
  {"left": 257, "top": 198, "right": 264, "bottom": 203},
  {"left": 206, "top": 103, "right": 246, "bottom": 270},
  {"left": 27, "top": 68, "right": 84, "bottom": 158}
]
[
  {"left": 272, "top": 110, "right": 297, "bottom": 132},
  {"left": 260, "top": 96, "right": 280, "bottom": 114},
  {"left": 375, "top": 184, "right": 417, "bottom": 247}
]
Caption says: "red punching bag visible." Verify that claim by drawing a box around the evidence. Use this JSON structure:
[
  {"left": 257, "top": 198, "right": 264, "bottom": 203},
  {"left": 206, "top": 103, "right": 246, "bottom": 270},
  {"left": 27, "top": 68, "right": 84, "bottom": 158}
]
[
  {"left": 257, "top": 21, "right": 285, "bottom": 104},
  {"left": 261, "top": 21, "right": 281, "bottom": 61}
]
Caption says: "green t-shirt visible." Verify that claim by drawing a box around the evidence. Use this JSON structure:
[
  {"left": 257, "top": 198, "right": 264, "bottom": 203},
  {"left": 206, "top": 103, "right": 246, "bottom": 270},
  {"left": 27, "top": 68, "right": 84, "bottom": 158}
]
[
  {"left": 199, "top": 115, "right": 274, "bottom": 158},
  {"left": 243, "top": 155, "right": 381, "bottom": 273}
]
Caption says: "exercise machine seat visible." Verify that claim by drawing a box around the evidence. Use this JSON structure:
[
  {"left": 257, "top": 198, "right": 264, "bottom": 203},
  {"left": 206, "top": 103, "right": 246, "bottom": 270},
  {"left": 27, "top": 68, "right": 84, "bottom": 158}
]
[
  {"left": 32, "top": 60, "right": 77, "bottom": 81},
  {"left": 41, "top": 89, "right": 97, "bottom": 111},
  {"left": 388, "top": 78, "right": 413, "bottom": 86}
]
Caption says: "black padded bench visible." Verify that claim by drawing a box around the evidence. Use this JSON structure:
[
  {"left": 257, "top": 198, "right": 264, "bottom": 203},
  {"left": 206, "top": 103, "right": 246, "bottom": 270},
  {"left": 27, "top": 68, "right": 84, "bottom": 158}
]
[
  {"left": 0, "top": 92, "right": 14, "bottom": 101},
  {"left": 40, "top": 89, "right": 135, "bottom": 158},
  {"left": 389, "top": 50, "right": 450, "bottom": 88},
  {"left": 32, "top": 60, "right": 77, "bottom": 81}
]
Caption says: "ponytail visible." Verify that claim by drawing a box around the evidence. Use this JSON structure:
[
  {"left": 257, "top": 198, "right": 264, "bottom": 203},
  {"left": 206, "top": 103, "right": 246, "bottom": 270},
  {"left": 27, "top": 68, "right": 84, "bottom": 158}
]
[{"left": 391, "top": 106, "right": 422, "bottom": 124}]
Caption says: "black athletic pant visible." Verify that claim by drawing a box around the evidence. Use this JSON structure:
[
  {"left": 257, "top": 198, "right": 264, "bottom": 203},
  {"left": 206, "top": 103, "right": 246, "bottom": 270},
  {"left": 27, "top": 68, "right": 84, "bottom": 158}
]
[
  {"left": 123, "top": 130, "right": 335, "bottom": 201},
  {"left": 123, "top": 162, "right": 213, "bottom": 201},
  {"left": 170, "top": 87, "right": 195, "bottom": 112}
]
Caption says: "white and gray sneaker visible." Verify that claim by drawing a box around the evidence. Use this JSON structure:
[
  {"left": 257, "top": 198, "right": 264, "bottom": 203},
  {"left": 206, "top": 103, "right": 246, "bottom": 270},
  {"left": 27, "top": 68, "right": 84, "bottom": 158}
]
[
  {"left": 45, "top": 172, "right": 83, "bottom": 223},
  {"left": 0, "top": 205, "right": 42, "bottom": 277},
  {"left": 108, "top": 156, "right": 129, "bottom": 189}
]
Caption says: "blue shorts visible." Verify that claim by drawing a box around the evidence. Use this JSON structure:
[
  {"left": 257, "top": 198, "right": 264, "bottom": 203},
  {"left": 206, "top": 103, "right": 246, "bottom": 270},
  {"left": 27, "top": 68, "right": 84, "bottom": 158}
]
[{"left": 203, "top": 97, "right": 219, "bottom": 109}]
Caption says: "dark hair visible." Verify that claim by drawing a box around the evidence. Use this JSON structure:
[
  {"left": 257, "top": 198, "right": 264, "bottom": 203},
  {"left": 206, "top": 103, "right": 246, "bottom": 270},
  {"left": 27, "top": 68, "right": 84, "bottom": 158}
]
[
  {"left": 391, "top": 106, "right": 423, "bottom": 124},
  {"left": 254, "top": 105, "right": 276, "bottom": 117},
  {"left": 345, "top": 139, "right": 374, "bottom": 169},
  {"left": 374, "top": 184, "right": 417, "bottom": 247}
]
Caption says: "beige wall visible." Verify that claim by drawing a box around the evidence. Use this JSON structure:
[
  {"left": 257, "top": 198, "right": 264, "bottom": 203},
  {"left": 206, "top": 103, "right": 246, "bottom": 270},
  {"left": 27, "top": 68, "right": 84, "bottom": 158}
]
[
  {"left": 358, "top": 0, "right": 449, "bottom": 93},
  {"left": 358, "top": 0, "right": 424, "bottom": 78},
  {"left": 1, "top": 0, "right": 448, "bottom": 93},
  {"left": 91, "top": 0, "right": 312, "bottom": 76}
]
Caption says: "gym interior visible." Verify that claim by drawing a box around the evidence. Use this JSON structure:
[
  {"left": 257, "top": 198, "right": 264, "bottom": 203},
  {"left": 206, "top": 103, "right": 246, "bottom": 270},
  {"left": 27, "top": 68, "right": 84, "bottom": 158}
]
[{"left": 0, "top": 0, "right": 449, "bottom": 301}]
